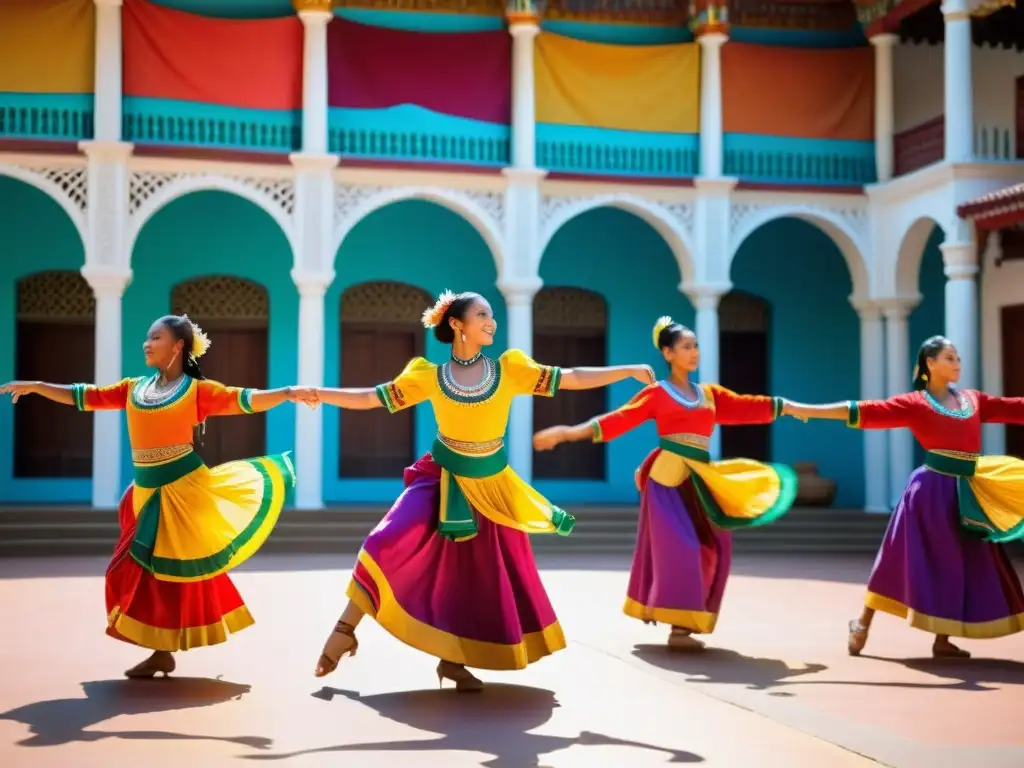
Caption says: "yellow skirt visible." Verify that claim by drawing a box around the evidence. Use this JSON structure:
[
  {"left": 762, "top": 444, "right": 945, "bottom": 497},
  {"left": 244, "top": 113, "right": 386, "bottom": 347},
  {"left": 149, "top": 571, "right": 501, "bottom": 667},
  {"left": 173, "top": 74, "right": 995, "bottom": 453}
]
[
  {"left": 960, "top": 455, "right": 1024, "bottom": 542},
  {"left": 453, "top": 466, "right": 575, "bottom": 536},
  {"left": 129, "top": 451, "right": 295, "bottom": 583},
  {"left": 648, "top": 446, "right": 797, "bottom": 529}
]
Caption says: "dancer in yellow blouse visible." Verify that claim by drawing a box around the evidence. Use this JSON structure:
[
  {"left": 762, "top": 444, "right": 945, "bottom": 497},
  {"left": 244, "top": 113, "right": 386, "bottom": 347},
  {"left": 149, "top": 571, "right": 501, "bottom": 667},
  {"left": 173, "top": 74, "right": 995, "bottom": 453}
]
[
  {"left": 1, "top": 314, "right": 315, "bottom": 679},
  {"left": 310, "top": 290, "right": 655, "bottom": 691}
]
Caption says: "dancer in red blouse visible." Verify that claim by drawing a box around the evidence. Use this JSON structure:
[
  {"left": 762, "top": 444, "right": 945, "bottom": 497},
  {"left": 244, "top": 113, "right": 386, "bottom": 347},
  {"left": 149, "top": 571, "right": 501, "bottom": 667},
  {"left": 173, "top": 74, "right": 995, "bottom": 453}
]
[
  {"left": 786, "top": 336, "right": 1024, "bottom": 657},
  {"left": 534, "top": 317, "right": 797, "bottom": 650}
]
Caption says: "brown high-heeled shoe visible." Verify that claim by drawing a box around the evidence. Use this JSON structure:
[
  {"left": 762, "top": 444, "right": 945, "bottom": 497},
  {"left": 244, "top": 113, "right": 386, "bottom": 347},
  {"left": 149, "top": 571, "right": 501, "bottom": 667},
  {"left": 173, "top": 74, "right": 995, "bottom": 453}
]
[
  {"left": 436, "top": 660, "right": 483, "bottom": 692},
  {"left": 125, "top": 651, "right": 176, "bottom": 679},
  {"left": 848, "top": 619, "right": 869, "bottom": 656},
  {"left": 932, "top": 639, "right": 971, "bottom": 659},
  {"left": 315, "top": 620, "right": 358, "bottom": 678}
]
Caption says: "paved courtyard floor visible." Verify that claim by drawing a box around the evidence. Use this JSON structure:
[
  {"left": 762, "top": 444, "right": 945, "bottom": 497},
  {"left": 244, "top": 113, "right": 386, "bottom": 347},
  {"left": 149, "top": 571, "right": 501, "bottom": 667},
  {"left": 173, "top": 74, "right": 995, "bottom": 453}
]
[{"left": 1, "top": 553, "right": 1022, "bottom": 768}]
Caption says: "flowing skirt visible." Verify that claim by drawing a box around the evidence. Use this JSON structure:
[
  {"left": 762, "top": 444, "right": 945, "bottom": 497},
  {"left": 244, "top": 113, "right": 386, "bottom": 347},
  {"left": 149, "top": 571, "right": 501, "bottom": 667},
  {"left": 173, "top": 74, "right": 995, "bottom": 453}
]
[
  {"left": 345, "top": 454, "right": 565, "bottom": 671},
  {"left": 105, "top": 452, "right": 293, "bottom": 651},
  {"left": 865, "top": 465, "right": 1024, "bottom": 639},
  {"left": 624, "top": 449, "right": 732, "bottom": 633}
]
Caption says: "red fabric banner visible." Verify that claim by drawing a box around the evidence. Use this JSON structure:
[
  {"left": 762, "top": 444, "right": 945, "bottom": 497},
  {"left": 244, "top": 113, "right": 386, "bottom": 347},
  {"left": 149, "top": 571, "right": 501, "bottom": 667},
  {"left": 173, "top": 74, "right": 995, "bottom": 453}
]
[
  {"left": 123, "top": 0, "right": 303, "bottom": 111},
  {"left": 326, "top": 18, "right": 511, "bottom": 125}
]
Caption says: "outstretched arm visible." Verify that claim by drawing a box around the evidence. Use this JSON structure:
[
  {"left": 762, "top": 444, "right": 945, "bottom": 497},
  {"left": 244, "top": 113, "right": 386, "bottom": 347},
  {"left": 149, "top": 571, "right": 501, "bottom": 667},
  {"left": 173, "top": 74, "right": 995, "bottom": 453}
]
[
  {"left": 197, "top": 380, "right": 317, "bottom": 420},
  {"left": 1, "top": 381, "right": 75, "bottom": 406},
  {"left": 784, "top": 392, "right": 918, "bottom": 430},
  {"left": 707, "top": 385, "right": 784, "bottom": 425},
  {"left": 560, "top": 365, "right": 656, "bottom": 391},
  {"left": 534, "top": 385, "right": 658, "bottom": 450},
  {"left": 977, "top": 392, "right": 1024, "bottom": 424},
  {"left": 314, "top": 387, "right": 382, "bottom": 411}
]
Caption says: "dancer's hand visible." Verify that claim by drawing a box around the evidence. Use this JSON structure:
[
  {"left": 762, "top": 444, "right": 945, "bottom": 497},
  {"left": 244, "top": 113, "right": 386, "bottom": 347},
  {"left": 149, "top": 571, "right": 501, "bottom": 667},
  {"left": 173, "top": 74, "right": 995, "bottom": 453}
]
[
  {"left": 287, "top": 386, "right": 321, "bottom": 409},
  {"left": 0, "top": 381, "right": 39, "bottom": 404},
  {"left": 533, "top": 426, "right": 567, "bottom": 451},
  {"left": 633, "top": 365, "right": 657, "bottom": 386}
]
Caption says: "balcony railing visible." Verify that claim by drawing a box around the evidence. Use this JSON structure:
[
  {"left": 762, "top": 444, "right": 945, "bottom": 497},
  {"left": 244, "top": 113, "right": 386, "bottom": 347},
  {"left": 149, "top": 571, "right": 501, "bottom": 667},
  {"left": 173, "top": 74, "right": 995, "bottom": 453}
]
[
  {"left": 893, "top": 117, "right": 1018, "bottom": 176},
  {"left": 0, "top": 93, "right": 93, "bottom": 143},
  {"left": 723, "top": 133, "right": 876, "bottom": 186}
]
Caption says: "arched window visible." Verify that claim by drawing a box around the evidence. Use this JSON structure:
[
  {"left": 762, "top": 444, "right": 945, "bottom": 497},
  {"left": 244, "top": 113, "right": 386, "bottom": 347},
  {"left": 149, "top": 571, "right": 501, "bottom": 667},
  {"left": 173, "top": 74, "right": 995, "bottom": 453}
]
[
  {"left": 719, "top": 290, "right": 771, "bottom": 461},
  {"left": 171, "top": 276, "right": 270, "bottom": 465},
  {"left": 15, "top": 271, "right": 95, "bottom": 477},
  {"left": 532, "top": 287, "right": 608, "bottom": 479},
  {"left": 339, "top": 281, "right": 432, "bottom": 477}
]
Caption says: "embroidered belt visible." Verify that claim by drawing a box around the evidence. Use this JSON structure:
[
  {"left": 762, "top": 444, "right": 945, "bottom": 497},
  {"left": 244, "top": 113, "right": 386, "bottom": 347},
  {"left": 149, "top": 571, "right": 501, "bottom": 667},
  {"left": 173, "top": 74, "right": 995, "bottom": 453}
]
[
  {"left": 431, "top": 436, "right": 509, "bottom": 542},
  {"left": 435, "top": 433, "right": 504, "bottom": 456},
  {"left": 659, "top": 433, "right": 712, "bottom": 463},
  {"left": 925, "top": 449, "right": 979, "bottom": 478},
  {"left": 132, "top": 444, "right": 204, "bottom": 488}
]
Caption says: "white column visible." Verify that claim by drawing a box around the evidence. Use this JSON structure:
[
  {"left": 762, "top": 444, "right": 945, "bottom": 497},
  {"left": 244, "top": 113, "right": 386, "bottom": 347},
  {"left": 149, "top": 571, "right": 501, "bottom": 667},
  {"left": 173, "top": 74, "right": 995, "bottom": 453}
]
[
  {"left": 870, "top": 33, "right": 897, "bottom": 182},
  {"left": 296, "top": 4, "right": 332, "bottom": 156},
  {"left": 686, "top": 284, "right": 728, "bottom": 458},
  {"left": 940, "top": 240, "right": 979, "bottom": 389},
  {"left": 852, "top": 300, "right": 889, "bottom": 512},
  {"left": 80, "top": 269, "right": 131, "bottom": 508},
  {"left": 290, "top": 152, "right": 337, "bottom": 509},
  {"left": 291, "top": 273, "right": 331, "bottom": 509},
  {"left": 942, "top": 0, "right": 974, "bottom": 163},
  {"left": 93, "top": 0, "right": 123, "bottom": 142},
  {"left": 697, "top": 32, "right": 727, "bottom": 179},
  {"left": 507, "top": 14, "right": 540, "bottom": 170},
  {"left": 883, "top": 300, "right": 917, "bottom": 509},
  {"left": 499, "top": 280, "right": 541, "bottom": 483}
]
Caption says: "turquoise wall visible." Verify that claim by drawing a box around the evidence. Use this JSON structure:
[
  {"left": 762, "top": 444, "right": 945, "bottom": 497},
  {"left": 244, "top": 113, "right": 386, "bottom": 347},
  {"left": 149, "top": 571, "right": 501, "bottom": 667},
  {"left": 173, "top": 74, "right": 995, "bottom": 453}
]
[
  {"left": 124, "top": 191, "right": 298, "bottom": 495},
  {"left": 538, "top": 207, "right": 695, "bottom": 503},
  {"left": 0, "top": 178, "right": 89, "bottom": 503},
  {"left": 908, "top": 225, "right": 947, "bottom": 467},
  {"left": 731, "top": 218, "right": 863, "bottom": 507},
  {"left": 325, "top": 200, "right": 506, "bottom": 503}
]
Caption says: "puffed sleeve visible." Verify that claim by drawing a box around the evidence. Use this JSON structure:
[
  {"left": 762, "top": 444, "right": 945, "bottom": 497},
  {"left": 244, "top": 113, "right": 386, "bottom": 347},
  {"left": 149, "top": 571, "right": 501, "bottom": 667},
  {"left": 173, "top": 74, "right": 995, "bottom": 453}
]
[
  {"left": 375, "top": 357, "right": 435, "bottom": 413},
  {"left": 196, "top": 379, "right": 255, "bottom": 421},
  {"left": 705, "top": 384, "right": 782, "bottom": 425},
  {"left": 592, "top": 384, "right": 659, "bottom": 443},
  {"left": 500, "top": 349, "right": 562, "bottom": 397},
  {"left": 72, "top": 378, "right": 137, "bottom": 412},
  {"left": 847, "top": 392, "right": 919, "bottom": 429}
]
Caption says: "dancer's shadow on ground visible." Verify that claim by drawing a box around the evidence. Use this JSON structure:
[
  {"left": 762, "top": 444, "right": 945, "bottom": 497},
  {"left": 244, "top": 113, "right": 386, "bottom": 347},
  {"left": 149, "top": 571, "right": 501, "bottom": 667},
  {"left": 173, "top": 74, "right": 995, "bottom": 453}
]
[
  {"left": 241, "top": 684, "right": 703, "bottom": 767},
  {"left": 0, "top": 677, "right": 272, "bottom": 750},
  {"left": 633, "top": 645, "right": 827, "bottom": 694},
  {"left": 634, "top": 644, "right": 1024, "bottom": 694}
]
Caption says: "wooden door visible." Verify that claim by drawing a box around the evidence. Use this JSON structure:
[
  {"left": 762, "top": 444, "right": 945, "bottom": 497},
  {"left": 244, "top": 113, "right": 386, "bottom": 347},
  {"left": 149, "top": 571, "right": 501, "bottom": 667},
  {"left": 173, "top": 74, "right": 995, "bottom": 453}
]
[
  {"left": 718, "top": 291, "right": 771, "bottom": 462},
  {"left": 14, "top": 322, "right": 95, "bottom": 477},
  {"left": 532, "top": 332, "right": 607, "bottom": 479},
  {"left": 1002, "top": 304, "right": 1024, "bottom": 458},
  {"left": 193, "top": 326, "right": 268, "bottom": 466},
  {"left": 340, "top": 325, "right": 420, "bottom": 477}
]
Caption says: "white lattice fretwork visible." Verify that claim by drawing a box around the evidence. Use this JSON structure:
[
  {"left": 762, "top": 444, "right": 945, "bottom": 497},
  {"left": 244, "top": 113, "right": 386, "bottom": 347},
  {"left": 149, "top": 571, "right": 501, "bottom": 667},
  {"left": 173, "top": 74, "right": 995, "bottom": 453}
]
[
  {"left": 38, "top": 167, "right": 88, "bottom": 213},
  {"left": 129, "top": 171, "right": 295, "bottom": 218}
]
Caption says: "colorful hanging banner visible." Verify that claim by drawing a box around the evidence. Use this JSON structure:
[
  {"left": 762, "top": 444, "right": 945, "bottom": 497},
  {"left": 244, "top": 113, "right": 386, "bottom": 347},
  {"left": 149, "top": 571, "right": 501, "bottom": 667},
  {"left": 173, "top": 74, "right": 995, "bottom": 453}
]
[
  {"left": 722, "top": 43, "right": 874, "bottom": 141},
  {"left": 534, "top": 32, "right": 700, "bottom": 134},
  {"left": 326, "top": 18, "right": 511, "bottom": 125},
  {"left": 123, "top": 0, "right": 303, "bottom": 111},
  {"left": 0, "top": 0, "right": 95, "bottom": 94}
]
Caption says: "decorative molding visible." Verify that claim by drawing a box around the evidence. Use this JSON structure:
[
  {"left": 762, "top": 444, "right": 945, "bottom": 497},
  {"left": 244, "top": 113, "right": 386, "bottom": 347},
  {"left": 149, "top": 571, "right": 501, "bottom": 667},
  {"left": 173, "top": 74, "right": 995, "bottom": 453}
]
[
  {"left": 16, "top": 270, "right": 95, "bottom": 322},
  {"left": 534, "top": 286, "right": 607, "bottom": 331},
  {"left": 340, "top": 281, "right": 432, "bottom": 325},
  {"left": 0, "top": 162, "right": 88, "bottom": 245},
  {"left": 171, "top": 276, "right": 270, "bottom": 321}
]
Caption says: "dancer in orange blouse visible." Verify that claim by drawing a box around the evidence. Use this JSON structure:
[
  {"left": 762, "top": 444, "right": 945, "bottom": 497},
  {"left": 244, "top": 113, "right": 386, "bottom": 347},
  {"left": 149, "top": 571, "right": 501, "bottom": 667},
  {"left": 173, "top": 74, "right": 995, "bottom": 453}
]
[{"left": 1, "top": 314, "right": 315, "bottom": 678}]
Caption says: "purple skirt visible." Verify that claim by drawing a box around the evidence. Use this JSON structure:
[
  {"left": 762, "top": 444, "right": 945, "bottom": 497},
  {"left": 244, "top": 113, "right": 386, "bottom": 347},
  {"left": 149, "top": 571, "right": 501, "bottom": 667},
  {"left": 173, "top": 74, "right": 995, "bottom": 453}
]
[
  {"left": 866, "top": 465, "right": 1024, "bottom": 638},
  {"left": 346, "top": 454, "right": 565, "bottom": 671},
  {"left": 625, "top": 453, "right": 732, "bottom": 634}
]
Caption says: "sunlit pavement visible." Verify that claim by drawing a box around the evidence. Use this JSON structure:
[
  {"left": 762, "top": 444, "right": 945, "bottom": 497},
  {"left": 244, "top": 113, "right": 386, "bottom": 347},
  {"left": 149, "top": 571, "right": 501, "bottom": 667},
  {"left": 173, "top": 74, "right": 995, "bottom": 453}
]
[{"left": 1, "top": 553, "right": 1022, "bottom": 768}]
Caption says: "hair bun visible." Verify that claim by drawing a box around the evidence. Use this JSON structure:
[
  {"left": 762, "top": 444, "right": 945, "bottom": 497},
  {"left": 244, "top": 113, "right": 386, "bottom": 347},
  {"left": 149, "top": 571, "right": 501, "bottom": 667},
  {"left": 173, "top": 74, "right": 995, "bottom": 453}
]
[{"left": 652, "top": 316, "right": 674, "bottom": 350}]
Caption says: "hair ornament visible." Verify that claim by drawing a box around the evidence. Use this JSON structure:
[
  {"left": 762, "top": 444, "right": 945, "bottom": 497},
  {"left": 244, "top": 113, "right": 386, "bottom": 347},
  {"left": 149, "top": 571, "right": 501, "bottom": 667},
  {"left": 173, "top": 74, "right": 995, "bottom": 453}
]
[
  {"left": 652, "top": 315, "right": 674, "bottom": 350},
  {"left": 421, "top": 289, "right": 457, "bottom": 329},
  {"left": 181, "top": 314, "right": 211, "bottom": 361}
]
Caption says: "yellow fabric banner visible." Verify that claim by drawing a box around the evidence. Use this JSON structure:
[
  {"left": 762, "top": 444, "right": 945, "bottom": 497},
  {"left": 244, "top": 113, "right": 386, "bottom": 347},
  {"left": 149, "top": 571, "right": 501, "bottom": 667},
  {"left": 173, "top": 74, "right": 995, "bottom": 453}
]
[
  {"left": 0, "top": 0, "right": 95, "bottom": 94},
  {"left": 535, "top": 32, "right": 700, "bottom": 134}
]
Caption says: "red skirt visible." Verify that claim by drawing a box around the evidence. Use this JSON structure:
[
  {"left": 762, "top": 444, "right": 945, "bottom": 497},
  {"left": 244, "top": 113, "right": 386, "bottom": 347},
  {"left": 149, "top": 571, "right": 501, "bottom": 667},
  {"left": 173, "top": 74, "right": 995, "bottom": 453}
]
[{"left": 105, "top": 485, "right": 255, "bottom": 651}]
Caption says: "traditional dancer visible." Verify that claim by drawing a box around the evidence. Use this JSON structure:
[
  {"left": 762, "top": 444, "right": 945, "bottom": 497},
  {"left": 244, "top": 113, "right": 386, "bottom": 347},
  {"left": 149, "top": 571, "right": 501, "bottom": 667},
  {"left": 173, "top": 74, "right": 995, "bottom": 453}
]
[
  {"left": 309, "top": 290, "right": 655, "bottom": 690},
  {"left": 784, "top": 335, "right": 1024, "bottom": 658},
  {"left": 0, "top": 314, "right": 314, "bottom": 678},
  {"left": 533, "top": 317, "right": 797, "bottom": 651}
]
